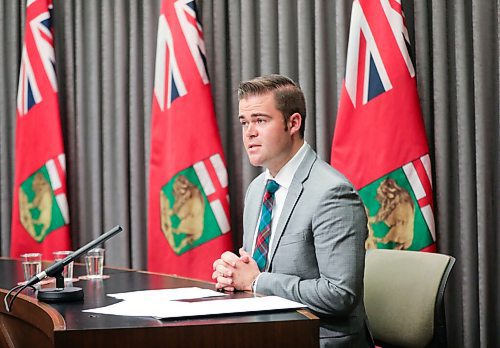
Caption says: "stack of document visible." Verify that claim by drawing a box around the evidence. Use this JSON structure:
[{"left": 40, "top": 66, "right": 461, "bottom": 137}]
[{"left": 83, "top": 287, "right": 306, "bottom": 319}]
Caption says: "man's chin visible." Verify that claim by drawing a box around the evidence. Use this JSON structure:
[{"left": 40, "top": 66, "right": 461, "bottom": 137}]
[{"left": 246, "top": 155, "right": 263, "bottom": 167}]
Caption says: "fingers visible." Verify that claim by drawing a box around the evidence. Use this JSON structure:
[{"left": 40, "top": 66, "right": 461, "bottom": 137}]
[
  {"left": 214, "top": 249, "right": 252, "bottom": 269},
  {"left": 211, "top": 264, "right": 233, "bottom": 280},
  {"left": 238, "top": 248, "right": 251, "bottom": 263},
  {"left": 216, "top": 274, "right": 233, "bottom": 286},
  {"left": 217, "top": 264, "right": 233, "bottom": 277},
  {"left": 211, "top": 249, "right": 259, "bottom": 292},
  {"left": 215, "top": 282, "right": 234, "bottom": 292},
  {"left": 212, "top": 256, "right": 234, "bottom": 271},
  {"left": 213, "top": 272, "right": 234, "bottom": 292},
  {"left": 221, "top": 251, "right": 240, "bottom": 267},
  {"left": 212, "top": 258, "right": 226, "bottom": 270},
  {"left": 239, "top": 255, "right": 250, "bottom": 263}
]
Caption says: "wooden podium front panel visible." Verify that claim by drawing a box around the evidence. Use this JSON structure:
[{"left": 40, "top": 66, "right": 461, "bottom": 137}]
[
  {"left": 0, "top": 259, "right": 319, "bottom": 347},
  {"left": 0, "top": 289, "right": 65, "bottom": 348},
  {"left": 54, "top": 319, "right": 318, "bottom": 347}
]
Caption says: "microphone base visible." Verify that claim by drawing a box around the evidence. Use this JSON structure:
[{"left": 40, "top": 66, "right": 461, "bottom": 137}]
[{"left": 37, "top": 287, "right": 84, "bottom": 303}]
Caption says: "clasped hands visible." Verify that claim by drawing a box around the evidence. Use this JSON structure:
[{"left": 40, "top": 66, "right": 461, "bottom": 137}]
[{"left": 212, "top": 248, "right": 260, "bottom": 292}]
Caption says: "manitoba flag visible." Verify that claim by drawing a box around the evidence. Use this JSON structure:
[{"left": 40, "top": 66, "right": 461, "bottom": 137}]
[
  {"left": 331, "top": 0, "right": 435, "bottom": 252},
  {"left": 148, "top": 0, "right": 233, "bottom": 280},
  {"left": 11, "top": 0, "right": 71, "bottom": 258}
]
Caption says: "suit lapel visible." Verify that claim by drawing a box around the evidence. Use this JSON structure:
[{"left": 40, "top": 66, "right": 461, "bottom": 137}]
[
  {"left": 244, "top": 175, "right": 266, "bottom": 251},
  {"left": 267, "top": 146, "right": 317, "bottom": 269}
]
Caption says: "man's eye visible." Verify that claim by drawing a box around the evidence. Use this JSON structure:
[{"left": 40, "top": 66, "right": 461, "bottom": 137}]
[
  {"left": 240, "top": 121, "right": 248, "bottom": 127},
  {"left": 257, "top": 118, "right": 265, "bottom": 124}
]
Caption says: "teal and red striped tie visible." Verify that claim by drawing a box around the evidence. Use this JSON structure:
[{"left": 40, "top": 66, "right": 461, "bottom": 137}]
[{"left": 253, "top": 180, "right": 280, "bottom": 271}]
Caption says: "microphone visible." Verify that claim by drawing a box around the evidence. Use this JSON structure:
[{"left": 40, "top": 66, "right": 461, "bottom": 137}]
[
  {"left": 26, "top": 225, "right": 123, "bottom": 288},
  {"left": 3, "top": 225, "right": 123, "bottom": 312},
  {"left": 4, "top": 225, "right": 123, "bottom": 310},
  {"left": 33, "top": 225, "right": 123, "bottom": 302}
]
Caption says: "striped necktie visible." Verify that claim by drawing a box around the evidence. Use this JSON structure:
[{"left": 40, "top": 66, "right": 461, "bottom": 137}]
[{"left": 253, "top": 179, "right": 280, "bottom": 271}]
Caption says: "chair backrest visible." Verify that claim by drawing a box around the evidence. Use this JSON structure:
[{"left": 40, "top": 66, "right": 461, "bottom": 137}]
[{"left": 364, "top": 249, "right": 455, "bottom": 347}]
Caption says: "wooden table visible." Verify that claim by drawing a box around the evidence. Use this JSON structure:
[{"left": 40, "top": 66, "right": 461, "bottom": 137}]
[{"left": 0, "top": 258, "right": 318, "bottom": 347}]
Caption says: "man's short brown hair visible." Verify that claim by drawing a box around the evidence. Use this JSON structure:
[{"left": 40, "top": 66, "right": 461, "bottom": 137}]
[{"left": 238, "top": 74, "right": 306, "bottom": 138}]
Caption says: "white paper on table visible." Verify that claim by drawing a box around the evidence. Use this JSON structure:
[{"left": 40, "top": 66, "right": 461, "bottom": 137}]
[
  {"left": 108, "top": 287, "right": 226, "bottom": 301},
  {"left": 83, "top": 298, "right": 191, "bottom": 317},
  {"left": 152, "top": 296, "right": 307, "bottom": 319},
  {"left": 82, "top": 295, "right": 306, "bottom": 319}
]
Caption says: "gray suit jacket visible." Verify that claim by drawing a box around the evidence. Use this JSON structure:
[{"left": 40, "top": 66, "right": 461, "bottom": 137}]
[{"left": 243, "top": 145, "right": 371, "bottom": 347}]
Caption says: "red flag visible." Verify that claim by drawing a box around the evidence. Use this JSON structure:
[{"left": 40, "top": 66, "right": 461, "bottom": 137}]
[
  {"left": 11, "top": 0, "right": 71, "bottom": 258},
  {"left": 148, "top": 0, "right": 233, "bottom": 280},
  {"left": 331, "top": 0, "right": 435, "bottom": 252}
]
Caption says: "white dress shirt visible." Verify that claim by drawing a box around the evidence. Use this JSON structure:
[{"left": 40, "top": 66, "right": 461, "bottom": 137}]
[{"left": 251, "top": 142, "right": 309, "bottom": 286}]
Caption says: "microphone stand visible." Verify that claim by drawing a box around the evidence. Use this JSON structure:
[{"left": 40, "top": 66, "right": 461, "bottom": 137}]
[{"left": 37, "top": 271, "right": 84, "bottom": 303}]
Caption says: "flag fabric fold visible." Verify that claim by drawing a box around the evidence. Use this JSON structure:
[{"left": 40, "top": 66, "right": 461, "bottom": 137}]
[
  {"left": 11, "top": 0, "right": 71, "bottom": 258},
  {"left": 148, "top": 0, "right": 233, "bottom": 280},
  {"left": 331, "top": 0, "right": 435, "bottom": 252}
]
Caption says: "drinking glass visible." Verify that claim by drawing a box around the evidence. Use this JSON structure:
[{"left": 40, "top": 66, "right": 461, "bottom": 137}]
[
  {"left": 53, "top": 250, "right": 74, "bottom": 281},
  {"left": 85, "top": 248, "right": 105, "bottom": 279},
  {"left": 21, "top": 253, "right": 42, "bottom": 283}
]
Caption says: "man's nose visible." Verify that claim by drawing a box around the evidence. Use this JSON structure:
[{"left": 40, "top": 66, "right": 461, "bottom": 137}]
[{"left": 245, "top": 123, "right": 257, "bottom": 138}]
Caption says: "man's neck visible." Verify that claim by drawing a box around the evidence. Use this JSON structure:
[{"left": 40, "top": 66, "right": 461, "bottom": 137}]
[{"left": 268, "top": 139, "right": 305, "bottom": 177}]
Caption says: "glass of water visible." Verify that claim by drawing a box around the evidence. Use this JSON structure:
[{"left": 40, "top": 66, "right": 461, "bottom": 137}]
[
  {"left": 53, "top": 250, "right": 74, "bottom": 281},
  {"left": 21, "top": 253, "right": 42, "bottom": 283},
  {"left": 84, "top": 248, "right": 105, "bottom": 279}
]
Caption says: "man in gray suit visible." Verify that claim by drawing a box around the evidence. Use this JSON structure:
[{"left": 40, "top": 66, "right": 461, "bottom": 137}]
[{"left": 212, "top": 74, "right": 372, "bottom": 347}]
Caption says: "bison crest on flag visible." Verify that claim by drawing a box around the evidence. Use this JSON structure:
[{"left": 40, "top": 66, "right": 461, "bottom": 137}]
[
  {"left": 159, "top": 154, "right": 230, "bottom": 255},
  {"left": 18, "top": 155, "right": 70, "bottom": 242},
  {"left": 362, "top": 155, "right": 435, "bottom": 251}
]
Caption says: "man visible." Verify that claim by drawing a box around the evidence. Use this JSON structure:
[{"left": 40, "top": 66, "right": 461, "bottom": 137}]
[{"left": 212, "top": 74, "right": 372, "bottom": 347}]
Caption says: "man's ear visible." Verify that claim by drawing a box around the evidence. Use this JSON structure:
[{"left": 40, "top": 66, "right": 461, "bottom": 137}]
[{"left": 288, "top": 112, "right": 302, "bottom": 136}]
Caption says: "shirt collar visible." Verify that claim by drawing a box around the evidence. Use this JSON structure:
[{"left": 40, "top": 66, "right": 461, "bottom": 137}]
[{"left": 265, "top": 142, "right": 309, "bottom": 190}]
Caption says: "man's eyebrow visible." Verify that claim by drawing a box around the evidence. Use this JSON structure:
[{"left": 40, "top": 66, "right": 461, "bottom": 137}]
[{"left": 238, "top": 113, "right": 270, "bottom": 119}]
